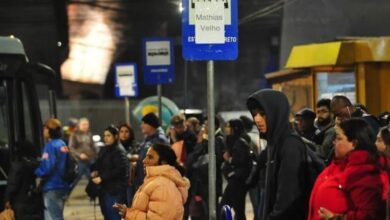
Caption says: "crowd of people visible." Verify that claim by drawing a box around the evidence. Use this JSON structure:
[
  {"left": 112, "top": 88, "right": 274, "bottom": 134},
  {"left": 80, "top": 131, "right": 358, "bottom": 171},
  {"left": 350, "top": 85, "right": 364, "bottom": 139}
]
[{"left": 2, "top": 88, "right": 390, "bottom": 220}]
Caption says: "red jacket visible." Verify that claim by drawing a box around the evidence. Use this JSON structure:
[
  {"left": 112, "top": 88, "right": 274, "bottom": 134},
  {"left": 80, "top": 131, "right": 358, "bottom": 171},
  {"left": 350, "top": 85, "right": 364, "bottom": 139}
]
[{"left": 308, "top": 150, "right": 388, "bottom": 220}]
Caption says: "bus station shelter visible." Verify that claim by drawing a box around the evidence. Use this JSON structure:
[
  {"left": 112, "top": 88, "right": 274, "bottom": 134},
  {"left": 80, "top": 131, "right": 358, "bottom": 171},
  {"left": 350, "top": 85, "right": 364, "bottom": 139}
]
[{"left": 266, "top": 37, "right": 390, "bottom": 116}]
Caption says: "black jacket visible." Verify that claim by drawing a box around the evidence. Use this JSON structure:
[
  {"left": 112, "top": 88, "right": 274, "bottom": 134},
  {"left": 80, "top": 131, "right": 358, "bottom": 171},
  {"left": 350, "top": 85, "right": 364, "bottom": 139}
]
[
  {"left": 352, "top": 107, "right": 380, "bottom": 134},
  {"left": 228, "top": 134, "right": 252, "bottom": 181},
  {"left": 4, "top": 157, "right": 43, "bottom": 219},
  {"left": 91, "top": 143, "right": 128, "bottom": 196},
  {"left": 247, "top": 89, "right": 307, "bottom": 220},
  {"left": 4, "top": 157, "right": 39, "bottom": 203},
  {"left": 187, "top": 131, "right": 225, "bottom": 198}
]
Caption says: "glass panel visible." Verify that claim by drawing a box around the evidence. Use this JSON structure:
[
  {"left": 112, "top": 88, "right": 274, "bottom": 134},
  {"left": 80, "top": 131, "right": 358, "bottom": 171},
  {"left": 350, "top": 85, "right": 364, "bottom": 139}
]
[
  {"left": 21, "top": 82, "right": 34, "bottom": 143},
  {"left": 36, "top": 84, "right": 51, "bottom": 121},
  {"left": 0, "top": 81, "right": 9, "bottom": 148},
  {"left": 0, "top": 80, "right": 9, "bottom": 186},
  {"left": 316, "top": 72, "right": 356, "bottom": 104}
]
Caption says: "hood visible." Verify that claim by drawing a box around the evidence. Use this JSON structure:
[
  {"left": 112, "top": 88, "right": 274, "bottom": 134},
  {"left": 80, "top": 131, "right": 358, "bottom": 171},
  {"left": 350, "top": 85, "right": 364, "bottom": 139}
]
[
  {"left": 146, "top": 164, "right": 190, "bottom": 188},
  {"left": 247, "top": 89, "right": 292, "bottom": 146},
  {"left": 146, "top": 165, "right": 190, "bottom": 204}
]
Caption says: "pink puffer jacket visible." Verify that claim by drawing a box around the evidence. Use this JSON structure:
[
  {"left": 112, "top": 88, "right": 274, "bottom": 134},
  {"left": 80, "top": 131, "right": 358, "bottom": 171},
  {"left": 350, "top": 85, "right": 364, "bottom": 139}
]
[{"left": 125, "top": 165, "right": 190, "bottom": 220}]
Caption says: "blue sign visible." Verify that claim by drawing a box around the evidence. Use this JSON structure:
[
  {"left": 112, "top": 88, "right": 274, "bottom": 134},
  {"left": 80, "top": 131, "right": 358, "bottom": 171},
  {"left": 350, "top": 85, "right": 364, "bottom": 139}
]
[
  {"left": 143, "top": 38, "right": 175, "bottom": 85},
  {"left": 182, "top": 0, "right": 238, "bottom": 61},
  {"left": 115, "top": 63, "right": 138, "bottom": 97}
]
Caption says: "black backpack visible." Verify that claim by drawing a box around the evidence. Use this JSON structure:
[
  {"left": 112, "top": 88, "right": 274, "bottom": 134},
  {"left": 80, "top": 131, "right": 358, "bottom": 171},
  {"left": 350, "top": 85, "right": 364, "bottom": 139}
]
[
  {"left": 63, "top": 148, "right": 79, "bottom": 184},
  {"left": 290, "top": 135, "right": 325, "bottom": 192},
  {"left": 240, "top": 137, "right": 260, "bottom": 188}
]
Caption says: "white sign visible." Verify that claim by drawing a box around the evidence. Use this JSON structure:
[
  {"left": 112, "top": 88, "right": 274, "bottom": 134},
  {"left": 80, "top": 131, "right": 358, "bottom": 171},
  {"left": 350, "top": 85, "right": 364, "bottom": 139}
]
[
  {"left": 116, "top": 65, "right": 136, "bottom": 96},
  {"left": 146, "top": 41, "right": 171, "bottom": 66},
  {"left": 189, "top": 0, "right": 231, "bottom": 25},
  {"left": 195, "top": 1, "right": 225, "bottom": 44}
]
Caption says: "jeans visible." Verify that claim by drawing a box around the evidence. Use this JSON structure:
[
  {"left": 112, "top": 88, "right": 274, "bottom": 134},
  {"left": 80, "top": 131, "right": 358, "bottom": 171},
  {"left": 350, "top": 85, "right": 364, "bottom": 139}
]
[
  {"left": 249, "top": 185, "right": 260, "bottom": 220},
  {"left": 43, "top": 189, "right": 68, "bottom": 220},
  {"left": 99, "top": 192, "right": 126, "bottom": 220},
  {"left": 126, "top": 186, "right": 135, "bottom": 206}
]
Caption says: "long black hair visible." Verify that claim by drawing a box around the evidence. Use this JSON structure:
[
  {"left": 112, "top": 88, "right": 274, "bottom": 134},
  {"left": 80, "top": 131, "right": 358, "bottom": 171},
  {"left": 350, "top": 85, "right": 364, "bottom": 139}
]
[
  {"left": 226, "top": 119, "right": 245, "bottom": 149},
  {"left": 339, "top": 118, "right": 377, "bottom": 157},
  {"left": 151, "top": 143, "right": 185, "bottom": 176},
  {"left": 118, "top": 123, "right": 135, "bottom": 150},
  {"left": 379, "top": 126, "right": 390, "bottom": 156}
]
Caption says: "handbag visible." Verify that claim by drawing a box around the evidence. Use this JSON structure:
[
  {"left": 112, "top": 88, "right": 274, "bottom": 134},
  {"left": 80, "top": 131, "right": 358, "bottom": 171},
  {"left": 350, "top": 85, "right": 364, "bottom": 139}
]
[
  {"left": 0, "top": 209, "right": 15, "bottom": 220},
  {"left": 85, "top": 180, "right": 102, "bottom": 200}
]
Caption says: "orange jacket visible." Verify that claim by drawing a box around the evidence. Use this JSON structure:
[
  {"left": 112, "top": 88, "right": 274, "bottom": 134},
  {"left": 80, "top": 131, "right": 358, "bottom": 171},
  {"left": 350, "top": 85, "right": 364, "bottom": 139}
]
[{"left": 126, "top": 165, "right": 190, "bottom": 220}]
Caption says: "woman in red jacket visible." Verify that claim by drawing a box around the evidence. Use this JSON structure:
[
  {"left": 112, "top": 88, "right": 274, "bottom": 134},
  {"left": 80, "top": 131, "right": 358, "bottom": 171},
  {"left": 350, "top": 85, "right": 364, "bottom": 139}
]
[{"left": 308, "top": 118, "right": 388, "bottom": 220}]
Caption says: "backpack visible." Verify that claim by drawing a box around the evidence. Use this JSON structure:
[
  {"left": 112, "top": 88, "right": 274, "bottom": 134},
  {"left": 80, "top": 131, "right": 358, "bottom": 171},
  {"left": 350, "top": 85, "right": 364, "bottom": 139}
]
[
  {"left": 62, "top": 149, "right": 79, "bottom": 184},
  {"left": 240, "top": 137, "right": 260, "bottom": 188},
  {"left": 245, "top": 148, "right": 259, "bottom": 188},
  {"left": 290, "top": 135, "right": 325, "bottom": 192}
]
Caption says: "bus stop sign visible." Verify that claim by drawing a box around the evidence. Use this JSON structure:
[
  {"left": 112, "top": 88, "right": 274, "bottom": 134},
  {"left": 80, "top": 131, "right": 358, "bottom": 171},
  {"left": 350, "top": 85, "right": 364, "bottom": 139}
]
[
  {"left": 182, "top": 0, "right": 238, "bottom": 61},
  {"left": 115, "top": 63, "right": 138, "bottom": 97},
  {"left": 143, "top": 38, "right": 175, "bottom": 85}
]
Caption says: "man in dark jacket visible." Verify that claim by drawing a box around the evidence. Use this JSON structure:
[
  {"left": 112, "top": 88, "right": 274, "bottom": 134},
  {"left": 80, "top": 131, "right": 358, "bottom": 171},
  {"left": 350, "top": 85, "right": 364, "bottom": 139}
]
[
  {"left": 313, "top": 98, "right": 335, "bottom": 159},
  {"left": 186, "top": 117, "right": 225, "bottom": 220},
  {"left": 247, "top": 89, "right": 307, "bottom": 220},
  {"left": 134, "top": 113, "right": 169, "bottom": 191},
  {"left": 331, "top": 95, "right": 380, "bottom": 133},
  {"left": 294, "top": 108, "right": 317, "bottom": 142}
]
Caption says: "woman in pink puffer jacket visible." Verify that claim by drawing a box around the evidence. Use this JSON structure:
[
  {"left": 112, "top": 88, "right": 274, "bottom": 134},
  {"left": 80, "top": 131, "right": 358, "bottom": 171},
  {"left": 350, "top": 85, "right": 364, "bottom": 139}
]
[{"left": 115, "top": 143, "right": 190, "bottom": 220}]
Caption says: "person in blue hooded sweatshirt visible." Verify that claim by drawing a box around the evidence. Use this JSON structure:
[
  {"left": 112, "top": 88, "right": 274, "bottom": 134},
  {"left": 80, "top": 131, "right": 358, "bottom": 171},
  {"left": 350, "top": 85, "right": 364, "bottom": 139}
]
[{"left": 35, "top": 118, "right": 69, "bottom": 220}]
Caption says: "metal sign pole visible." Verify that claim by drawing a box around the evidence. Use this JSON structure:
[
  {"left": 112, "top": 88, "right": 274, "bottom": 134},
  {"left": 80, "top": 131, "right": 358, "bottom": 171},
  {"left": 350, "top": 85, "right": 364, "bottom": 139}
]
[
  {"left": 207, "top": 60, "right": 216, "bottom": 220},
  {"left": 125, "top": 97, "right": 130, "bottom": 124},
  {"left": 157, "top": 84, "right": 162, "bottom": 125}
]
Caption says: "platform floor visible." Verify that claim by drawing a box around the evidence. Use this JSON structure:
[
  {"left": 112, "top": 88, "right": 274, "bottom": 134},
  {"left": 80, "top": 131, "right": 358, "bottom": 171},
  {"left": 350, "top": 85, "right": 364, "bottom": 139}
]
[{"left": 64, "top": 178, "right": 255, "bottom": 220}]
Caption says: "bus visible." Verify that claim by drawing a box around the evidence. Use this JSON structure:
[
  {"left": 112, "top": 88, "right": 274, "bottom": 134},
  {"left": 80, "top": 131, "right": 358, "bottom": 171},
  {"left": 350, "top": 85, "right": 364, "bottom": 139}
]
[{"left": 0, "top": 36, "right": 58, "bottom": 219}]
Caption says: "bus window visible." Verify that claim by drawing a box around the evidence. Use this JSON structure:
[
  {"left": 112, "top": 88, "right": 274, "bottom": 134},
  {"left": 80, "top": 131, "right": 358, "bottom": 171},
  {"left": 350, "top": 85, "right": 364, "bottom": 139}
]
[
  {"left": 0, "top": 81, "right": 9, "bottom": 147},
  {"left": 21, "top": 82, "right": 34, "bottom": 145},
  {"left": 0, "top": 80, "right": 9, "bottom": 188},
  {"left": 36, "top": 84, "right": 51, "bottom": 122}
]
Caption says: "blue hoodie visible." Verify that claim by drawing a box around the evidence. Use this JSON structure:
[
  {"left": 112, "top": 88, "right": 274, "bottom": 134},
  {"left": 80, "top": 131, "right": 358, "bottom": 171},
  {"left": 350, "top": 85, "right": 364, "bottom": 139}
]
[{"left": 35, "top": 139, "right": 70, "bottom": 192}]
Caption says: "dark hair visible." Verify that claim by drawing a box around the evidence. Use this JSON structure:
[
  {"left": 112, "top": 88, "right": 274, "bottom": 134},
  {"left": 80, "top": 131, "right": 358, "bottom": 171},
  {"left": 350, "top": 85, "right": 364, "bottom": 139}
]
[
  {"left": 247, "top": 100, "right": 264, "bottom": 117},
  {"left": 339, "top": 118, "right": 377, "bottom": 156},
  {"left": 316, "top": 98, "right": 331, "bottom": 110},
  {"left": 378, "top": 111, "right": 390, "bottom": 127},
  {"left": 104, "top": 125, "right": 119, "bottom": 146},
  {"left": 151, "top": 143, "right": 185, "bottom": 176},
  {"left": 331, "top": 95, "right": 353, "bottom": 107},
  {"left": 379, "top": 126, "right": 390, "bottom": 154},
  {"left": 240, "top": 115, "right": 254, "bottom": 131},
  {"left": 228, "top": 119, "right": 245, "bottom": 137},
  {"left": 105, "top": 125, "right": 119, "bottom": 136},
  {"left": 49, "top": 127, "right": 62, "bottom": 139},
  {"left": 118, "top": 123, "right": 135, "bottom": 142}
]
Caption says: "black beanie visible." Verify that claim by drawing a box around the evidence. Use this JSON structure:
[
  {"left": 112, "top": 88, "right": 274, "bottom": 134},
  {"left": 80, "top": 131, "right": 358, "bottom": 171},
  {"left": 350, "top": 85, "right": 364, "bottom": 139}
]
[{"left": 142, "top": 113, "right": 160, "bottom": 129}]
